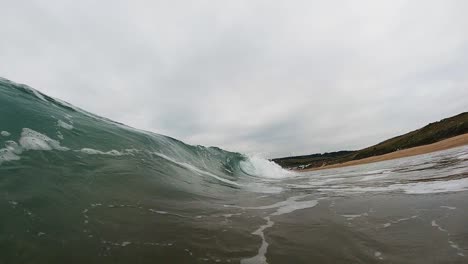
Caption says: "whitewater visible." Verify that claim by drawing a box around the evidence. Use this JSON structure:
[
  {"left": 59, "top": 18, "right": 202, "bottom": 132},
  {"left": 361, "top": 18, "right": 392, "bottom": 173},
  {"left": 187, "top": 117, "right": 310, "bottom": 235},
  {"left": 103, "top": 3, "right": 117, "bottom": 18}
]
[{"left": 1, "top": 77, "right": 467, "bottom": 263}]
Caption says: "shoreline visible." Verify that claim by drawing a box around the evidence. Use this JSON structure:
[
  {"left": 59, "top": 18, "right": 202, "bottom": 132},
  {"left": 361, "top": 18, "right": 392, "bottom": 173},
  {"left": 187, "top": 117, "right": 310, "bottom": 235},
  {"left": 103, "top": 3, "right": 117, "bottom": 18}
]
[{"left": 300, "top": 133, "right": 468, "bottom": 172}]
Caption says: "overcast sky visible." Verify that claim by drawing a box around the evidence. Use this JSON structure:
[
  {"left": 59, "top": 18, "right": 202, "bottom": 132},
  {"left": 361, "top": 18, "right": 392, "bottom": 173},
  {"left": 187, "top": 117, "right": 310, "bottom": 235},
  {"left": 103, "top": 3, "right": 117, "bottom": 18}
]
[{"left": 1, "top": 0, "right": 467, "bottom": 158}]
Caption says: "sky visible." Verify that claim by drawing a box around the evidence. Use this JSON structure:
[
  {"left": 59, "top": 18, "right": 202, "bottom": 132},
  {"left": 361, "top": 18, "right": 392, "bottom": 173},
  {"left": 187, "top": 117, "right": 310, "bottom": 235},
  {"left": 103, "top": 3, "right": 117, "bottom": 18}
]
[{"left": 1, "top": 0, "right": 467, "bottom": 158}]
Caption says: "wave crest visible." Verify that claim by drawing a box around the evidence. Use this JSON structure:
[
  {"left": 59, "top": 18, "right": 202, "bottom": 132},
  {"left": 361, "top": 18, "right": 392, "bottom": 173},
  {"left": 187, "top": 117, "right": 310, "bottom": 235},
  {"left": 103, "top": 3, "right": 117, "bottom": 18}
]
[{"left": 240, "top": 155, "right": 294, "bottom": 179}]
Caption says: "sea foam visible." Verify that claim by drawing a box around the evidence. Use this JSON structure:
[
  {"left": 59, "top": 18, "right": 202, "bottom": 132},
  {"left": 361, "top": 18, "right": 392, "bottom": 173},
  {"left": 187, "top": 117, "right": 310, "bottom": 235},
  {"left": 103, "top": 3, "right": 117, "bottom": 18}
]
[
  {"left": 79, "top": 148, "right": 123, "bottom": 156},
  {"left": 236, "top": 195, "right": 319, "bottom": 264},
  {"left": 19, "top": 128, "right": 68, "bottom": 151},
  {"left": 0, "top": 147, "right": 21, "bottom": 165},
  {"left": 320, "top": 177, "right": 468, "bottom": 195},
  {"left": 57, "top": 120, "right": 73, "bottom": 130},
  {"left": 240, "top": 155, "right": 294, "bottom": 179}
]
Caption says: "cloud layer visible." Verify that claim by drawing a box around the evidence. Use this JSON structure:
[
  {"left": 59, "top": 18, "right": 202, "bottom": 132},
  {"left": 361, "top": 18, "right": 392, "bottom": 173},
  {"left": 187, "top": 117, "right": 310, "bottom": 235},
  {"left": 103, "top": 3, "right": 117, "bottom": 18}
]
[{"left": 1, "top": 0, "right": 467, "bottom": 157}]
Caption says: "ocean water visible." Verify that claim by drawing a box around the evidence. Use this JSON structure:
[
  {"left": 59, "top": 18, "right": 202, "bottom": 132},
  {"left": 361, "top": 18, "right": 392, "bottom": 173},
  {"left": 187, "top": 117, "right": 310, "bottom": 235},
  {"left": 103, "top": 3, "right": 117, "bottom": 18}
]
[{"left": 1, "top": 77, "right": 467, "bottom": 264}]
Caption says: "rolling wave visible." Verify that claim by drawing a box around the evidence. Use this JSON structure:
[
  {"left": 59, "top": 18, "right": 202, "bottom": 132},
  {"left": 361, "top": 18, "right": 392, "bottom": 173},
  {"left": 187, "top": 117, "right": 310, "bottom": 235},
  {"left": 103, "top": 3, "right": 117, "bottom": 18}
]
[{"left": 0, "top": 77, "right": 291, "bottom": 197}]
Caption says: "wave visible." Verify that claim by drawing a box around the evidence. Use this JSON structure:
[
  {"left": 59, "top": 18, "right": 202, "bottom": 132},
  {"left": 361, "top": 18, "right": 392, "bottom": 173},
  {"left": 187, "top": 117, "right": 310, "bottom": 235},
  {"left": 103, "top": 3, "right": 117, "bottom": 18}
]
[
  {"left": 240, "top": 155, "right": 296, "bottom": 179},
  {"left": 0, "top": 77, "right": 291, "bottom": 197},
  {"left": 2, "top": 77, "right": 468, "bottom": 263}
]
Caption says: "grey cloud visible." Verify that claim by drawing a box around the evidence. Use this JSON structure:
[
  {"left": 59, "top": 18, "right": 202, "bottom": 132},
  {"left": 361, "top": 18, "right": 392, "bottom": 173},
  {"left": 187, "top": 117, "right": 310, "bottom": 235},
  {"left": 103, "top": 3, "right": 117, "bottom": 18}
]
[{"left": 1, "top": 0, "right": 467, "bottom": 158}]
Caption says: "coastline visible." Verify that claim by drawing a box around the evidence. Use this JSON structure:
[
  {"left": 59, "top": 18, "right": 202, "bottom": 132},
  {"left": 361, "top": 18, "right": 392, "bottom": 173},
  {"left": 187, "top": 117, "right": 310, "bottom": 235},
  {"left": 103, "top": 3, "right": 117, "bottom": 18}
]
[{"left": 300, "top": 133, "right": 468, "bottom": 172}]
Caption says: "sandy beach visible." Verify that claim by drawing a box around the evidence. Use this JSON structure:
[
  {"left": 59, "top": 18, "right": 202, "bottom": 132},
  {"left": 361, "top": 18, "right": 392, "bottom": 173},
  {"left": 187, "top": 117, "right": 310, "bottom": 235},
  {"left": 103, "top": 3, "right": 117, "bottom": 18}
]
[{"left": 302, "top": 133, "right": 468, "bottom": 172}]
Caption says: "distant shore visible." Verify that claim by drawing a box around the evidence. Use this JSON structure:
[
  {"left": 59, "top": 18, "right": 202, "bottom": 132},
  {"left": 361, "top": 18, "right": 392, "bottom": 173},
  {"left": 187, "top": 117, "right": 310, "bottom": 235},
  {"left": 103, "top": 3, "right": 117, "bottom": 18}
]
[{"left": 300, "top": 133, "right": 468, "bottom": 172}]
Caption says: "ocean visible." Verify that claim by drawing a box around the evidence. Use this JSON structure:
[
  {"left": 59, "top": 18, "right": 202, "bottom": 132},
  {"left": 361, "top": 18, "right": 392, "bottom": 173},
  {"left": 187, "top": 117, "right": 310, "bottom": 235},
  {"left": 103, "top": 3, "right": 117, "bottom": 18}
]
[{"left": 1, "top": 77, "right": 467, "bottom": 263}]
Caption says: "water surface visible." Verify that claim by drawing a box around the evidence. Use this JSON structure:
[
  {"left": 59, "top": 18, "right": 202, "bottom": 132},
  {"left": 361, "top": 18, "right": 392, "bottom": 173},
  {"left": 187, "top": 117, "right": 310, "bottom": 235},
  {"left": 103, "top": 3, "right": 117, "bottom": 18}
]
[{"left": 1, "top": 78, "right": 467, "bottom": 263}]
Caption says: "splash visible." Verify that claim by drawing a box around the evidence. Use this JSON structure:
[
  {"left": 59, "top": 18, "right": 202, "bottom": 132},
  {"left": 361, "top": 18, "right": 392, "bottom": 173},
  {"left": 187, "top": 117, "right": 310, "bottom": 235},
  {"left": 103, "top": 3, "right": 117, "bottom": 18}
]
[{"left": 240, "top": 155, "right": 295, "bottom": 179}]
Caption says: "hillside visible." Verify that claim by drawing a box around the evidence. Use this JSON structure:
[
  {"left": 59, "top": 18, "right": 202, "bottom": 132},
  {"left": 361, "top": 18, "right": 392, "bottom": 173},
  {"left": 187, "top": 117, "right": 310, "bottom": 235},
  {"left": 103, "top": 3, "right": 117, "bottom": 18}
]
[{"left": 273, "top": 112, "right": 468, "bottom": 170}]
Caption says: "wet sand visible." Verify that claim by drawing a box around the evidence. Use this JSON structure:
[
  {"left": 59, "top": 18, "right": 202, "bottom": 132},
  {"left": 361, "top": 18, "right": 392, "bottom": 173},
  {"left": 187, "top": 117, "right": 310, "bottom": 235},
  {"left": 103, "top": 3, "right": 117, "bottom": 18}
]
[{"left": 302, "top": 133, "right": 468, "bottom": 172}]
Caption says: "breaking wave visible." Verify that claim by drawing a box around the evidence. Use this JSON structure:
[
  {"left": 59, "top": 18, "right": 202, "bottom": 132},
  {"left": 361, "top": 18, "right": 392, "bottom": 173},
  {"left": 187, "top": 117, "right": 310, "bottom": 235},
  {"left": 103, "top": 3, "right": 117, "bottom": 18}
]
[{"left": 0, "top": 77, "right": 291, "bottom": 197}]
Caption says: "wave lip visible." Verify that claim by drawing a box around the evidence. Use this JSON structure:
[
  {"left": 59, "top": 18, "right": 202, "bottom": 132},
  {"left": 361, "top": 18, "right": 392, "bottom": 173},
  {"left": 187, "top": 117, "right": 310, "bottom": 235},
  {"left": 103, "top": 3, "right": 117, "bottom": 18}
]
[{"left": 240, "top": 155, "right": 295, "bottom": 179}]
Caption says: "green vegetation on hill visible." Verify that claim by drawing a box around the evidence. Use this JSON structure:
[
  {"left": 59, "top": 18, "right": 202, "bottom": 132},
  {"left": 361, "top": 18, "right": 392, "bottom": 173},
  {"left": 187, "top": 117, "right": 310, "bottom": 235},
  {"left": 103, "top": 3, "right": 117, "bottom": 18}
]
[{"left": 273, "top": 112, "right": 468, "bottom": 169}]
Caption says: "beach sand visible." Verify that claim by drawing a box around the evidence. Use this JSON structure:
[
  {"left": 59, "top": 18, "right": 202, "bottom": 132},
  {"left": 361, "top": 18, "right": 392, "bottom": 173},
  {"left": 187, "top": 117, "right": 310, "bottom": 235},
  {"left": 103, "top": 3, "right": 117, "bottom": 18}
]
[{"left": 301, "top": 133, "right": 468, "bottom": 172}]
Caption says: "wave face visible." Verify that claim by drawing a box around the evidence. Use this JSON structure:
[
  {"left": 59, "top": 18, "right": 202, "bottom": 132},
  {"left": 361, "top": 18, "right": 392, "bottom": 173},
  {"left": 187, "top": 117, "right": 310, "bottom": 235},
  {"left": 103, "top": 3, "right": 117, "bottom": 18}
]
[
  {"left": 1, "top": 78, "right": 468, "bottom": 264},
  {"left": 0, "top": 78, "right": 292, "bottom": 196}
]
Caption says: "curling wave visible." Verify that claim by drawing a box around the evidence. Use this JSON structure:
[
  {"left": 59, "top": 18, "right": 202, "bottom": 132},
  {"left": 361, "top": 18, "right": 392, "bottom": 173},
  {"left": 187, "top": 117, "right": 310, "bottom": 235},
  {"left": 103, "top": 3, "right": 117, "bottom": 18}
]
[{"left": 0, "top": 77, "right": 290, "bottom": 197}]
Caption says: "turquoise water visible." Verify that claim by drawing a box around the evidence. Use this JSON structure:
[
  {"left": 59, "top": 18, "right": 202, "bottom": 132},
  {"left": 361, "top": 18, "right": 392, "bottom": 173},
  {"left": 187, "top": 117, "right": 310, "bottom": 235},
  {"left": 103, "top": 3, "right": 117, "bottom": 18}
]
[{"left": 1, "top": 78, "right": 467, "bottom": 263}]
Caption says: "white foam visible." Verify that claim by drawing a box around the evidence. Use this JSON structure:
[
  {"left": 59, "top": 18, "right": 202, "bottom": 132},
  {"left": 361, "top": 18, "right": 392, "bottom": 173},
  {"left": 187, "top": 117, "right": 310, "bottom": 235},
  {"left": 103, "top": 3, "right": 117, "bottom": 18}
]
[
  {"left": 342, "top": 213, "right": 368, "bottom": 220},
  {"left": 236, "top": 195, "right": 318, "bottom": 264},
  {"left": 0, "top": 146, "right": 21, "bottom": 165},
  {"left": 79, "top": 148, "right": 123, "bottom": 156},
  {"left": 240, "top": 155, "right": 294, "bottom": 179},
  {"left": 271, "top": 199, "right": 318, "bottom": 216},
  {"left": 359, "top": 174, "right": 389, "bottom": 182},
  {"left": 121, "top": 241, "right": 131, "bottom": 247},
  {"left": 318, "top": 185, "right": 397, "bottom": 193},
  {"left": 440, "top": 206, "right": 456, "bottom": 210},
  {"left": 241, "top": 216, "right": 274, "bottom": 264},
  {"left": 222, "top": 213, "right": 242, "bottom": 219},
  {"left": 4, "top": 141, "right": 21, "bottom": 154},
  {"left": 149, "top": 209, "right": 168, "bottom": 214},
  {"left": 2, "top": 130, "right": 68, "bottom": 165},
  {"left": 79, "top": 148, "right": 139, "bottom": 156},
  {"left": 57, "top": 131, "right": 64, "bottom": 140},
  {"left": 431, "top": 220, "right": 447, "bottom": 232},
  {"left": 245, "top": 183, "right": 283, "bottom": 194},
  {"left": 57, "top": 120, "right": 73, "bottom": 130},
  {"left": 287, "top": 177, "right": 347, "bottom": 189},
  {"left": 448, "top": 240, "right": 465, "bottom": 256},
  {"left": 0, "top": 148, "right": 20, "bottom": 160},
  {"left": 382, "top": 215, "right": 417, "bottom": 228},
  {"left": 1, "top": 131, "right": 10, "bottom": 137},
  {"left": 19, "top": 128, "right": 68, "bottom": 151},
  {"left": 374, "top": 251, "right": 383, "bottom": 260},
  {"left": 430, "top": 219, "right": 465, "bottom": 256},
  {"left": 400, "top": 178, "right": 468, "bottom": 194},
  {"left": 363, "top": 169, "right": 391, "bottom": 175},
  {"left": 227, "top": 195, "right": 318, "bottom": 216},
  {"left": 322, "top": 177, "right": 468, "bottom": 195}
]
